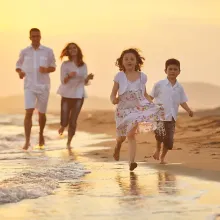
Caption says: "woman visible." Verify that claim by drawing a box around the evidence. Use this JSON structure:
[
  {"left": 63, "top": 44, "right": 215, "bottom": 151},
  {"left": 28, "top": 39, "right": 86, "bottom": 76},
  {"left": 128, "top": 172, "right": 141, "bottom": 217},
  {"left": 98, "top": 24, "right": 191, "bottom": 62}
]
[{"left": 57, "top": 42, "right": 94, "bottom": 149}]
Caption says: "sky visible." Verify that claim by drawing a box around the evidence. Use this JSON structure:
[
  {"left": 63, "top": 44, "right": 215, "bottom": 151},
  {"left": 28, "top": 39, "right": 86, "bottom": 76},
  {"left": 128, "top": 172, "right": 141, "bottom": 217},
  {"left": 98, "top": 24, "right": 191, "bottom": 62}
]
[{"left": 0, "top": 0, "right": 220, "bottom": 98}]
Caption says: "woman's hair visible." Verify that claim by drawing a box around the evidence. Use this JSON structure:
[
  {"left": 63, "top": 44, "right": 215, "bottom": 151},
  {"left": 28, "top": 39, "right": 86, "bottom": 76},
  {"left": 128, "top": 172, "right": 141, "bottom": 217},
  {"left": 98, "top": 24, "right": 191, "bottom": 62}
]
[
  {"left": 165, "top": 58, "right": 180, "bottom": 70},
  {"left": 60, "top": 42, "right": 84, "bottom": 67},
  {"left": 115, "top": 48, "right": 145, "bottom": 71}
]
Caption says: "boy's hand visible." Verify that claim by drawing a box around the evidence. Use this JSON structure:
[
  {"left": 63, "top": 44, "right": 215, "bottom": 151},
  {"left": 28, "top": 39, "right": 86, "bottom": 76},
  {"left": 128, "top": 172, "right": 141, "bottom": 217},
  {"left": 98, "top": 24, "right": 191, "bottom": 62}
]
[{"left": 188, "top": 109, "right": 193, "bottom": 117}]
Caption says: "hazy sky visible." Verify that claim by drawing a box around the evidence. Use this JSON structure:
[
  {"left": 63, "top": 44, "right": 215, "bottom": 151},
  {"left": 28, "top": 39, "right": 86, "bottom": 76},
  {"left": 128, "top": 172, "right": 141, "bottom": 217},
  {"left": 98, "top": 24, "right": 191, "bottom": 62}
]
[{"left": 0, "top": 0, "right": 220, "bottom": 98}]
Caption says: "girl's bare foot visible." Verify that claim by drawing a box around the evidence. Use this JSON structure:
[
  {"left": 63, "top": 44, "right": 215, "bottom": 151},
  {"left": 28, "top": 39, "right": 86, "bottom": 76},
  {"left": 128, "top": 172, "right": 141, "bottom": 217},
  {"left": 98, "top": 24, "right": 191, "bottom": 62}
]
[
  {"left": 153, "top": 151, "right": 160, "bottom": 160},
  {"left": 58, "top": 126, "right": 65, "bottom": 135},
  {"left": 113, "top": 142, "right": 121, "bottom": 161}
]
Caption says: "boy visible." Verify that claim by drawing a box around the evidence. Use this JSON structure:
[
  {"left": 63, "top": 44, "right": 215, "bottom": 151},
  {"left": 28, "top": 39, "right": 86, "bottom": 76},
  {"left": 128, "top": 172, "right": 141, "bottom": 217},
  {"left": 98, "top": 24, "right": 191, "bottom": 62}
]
[{"left": 150, "top": 58, "right": 193, "bottom": 164}]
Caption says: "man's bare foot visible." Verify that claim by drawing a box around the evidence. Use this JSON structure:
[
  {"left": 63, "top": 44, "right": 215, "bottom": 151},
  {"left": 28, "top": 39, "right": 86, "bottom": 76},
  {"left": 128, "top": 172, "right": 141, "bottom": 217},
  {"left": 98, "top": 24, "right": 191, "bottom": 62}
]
[
  {"left": 39, "top": 134, "right": 45, "bottom": 146},
  {"left": 23, "top": 143, "right": 30, "bottom": 150},
  {"left": 113, "top": 142, "right": 121, "bottom": 161},
  {"left": 153, "top": 151, "right": 160, "bottom": 160},
  {"left": 58, "top": 126, "right": 65, "bottom": 135}
]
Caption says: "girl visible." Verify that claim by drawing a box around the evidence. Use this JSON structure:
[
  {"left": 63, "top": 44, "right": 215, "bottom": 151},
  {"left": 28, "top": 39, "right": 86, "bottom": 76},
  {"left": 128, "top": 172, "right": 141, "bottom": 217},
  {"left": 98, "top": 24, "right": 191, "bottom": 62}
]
[
  {"left": 57, "top": 42, "right": 94, "bottom": 149},
  {"left": 110, "top": 48, "right": 164, "bottom": 171}
]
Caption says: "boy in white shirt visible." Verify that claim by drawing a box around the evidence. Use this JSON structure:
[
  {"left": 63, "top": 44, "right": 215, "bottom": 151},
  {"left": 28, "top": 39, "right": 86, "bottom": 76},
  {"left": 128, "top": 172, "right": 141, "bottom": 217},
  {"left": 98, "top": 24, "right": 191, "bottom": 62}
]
[{"left": 150, "top": 58, "right": 193, "bottom": 164}]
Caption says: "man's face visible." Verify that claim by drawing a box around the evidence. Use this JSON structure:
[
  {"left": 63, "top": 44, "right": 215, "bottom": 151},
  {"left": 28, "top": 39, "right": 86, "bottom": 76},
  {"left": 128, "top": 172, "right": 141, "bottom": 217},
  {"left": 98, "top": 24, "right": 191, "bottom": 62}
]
[{"left": 30, "top": 31, "right": 41, "bottom": 45}]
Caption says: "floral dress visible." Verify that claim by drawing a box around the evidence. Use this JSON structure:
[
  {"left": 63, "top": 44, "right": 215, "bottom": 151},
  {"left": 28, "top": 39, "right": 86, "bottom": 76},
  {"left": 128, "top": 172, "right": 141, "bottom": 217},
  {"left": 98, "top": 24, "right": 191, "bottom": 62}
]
[{"left": 116, "top": 78, "right": 164, "bottom": 137}]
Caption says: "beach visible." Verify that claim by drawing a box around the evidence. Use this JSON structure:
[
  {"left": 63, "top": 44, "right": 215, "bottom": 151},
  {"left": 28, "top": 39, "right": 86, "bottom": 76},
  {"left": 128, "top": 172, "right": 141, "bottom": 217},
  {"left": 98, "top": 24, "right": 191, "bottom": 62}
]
[
  {"left": 0, "top": 111, "right": 220, "bottom": 219},
  {"left": 49, "top": 108, "right": 220, "bottom": 175}
]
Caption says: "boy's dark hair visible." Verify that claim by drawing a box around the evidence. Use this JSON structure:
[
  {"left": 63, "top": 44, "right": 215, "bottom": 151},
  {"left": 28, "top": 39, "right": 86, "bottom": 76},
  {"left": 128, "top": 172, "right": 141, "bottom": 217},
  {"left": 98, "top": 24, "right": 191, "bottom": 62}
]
[
  {"left": 165, "top": 58, "right": 180, "bottom": 70},
  {"left": 30, "top": 28, "right": 40, "bottom": 36},
  {"left": 116, "top": 48, "right": 145, "bottom": 71}
]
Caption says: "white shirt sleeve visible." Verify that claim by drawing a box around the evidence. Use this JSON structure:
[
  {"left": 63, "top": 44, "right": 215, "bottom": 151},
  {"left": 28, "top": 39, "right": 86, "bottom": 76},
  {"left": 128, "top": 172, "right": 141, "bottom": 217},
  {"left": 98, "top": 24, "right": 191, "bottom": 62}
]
[
  {"left": 48, "top": 49, "right": 56, "bottom": 68},
  {"left": 113, "top": 72, "right": 120, "bottom": 83},
  {"left": 16, "top": 50, "right": 24, "bottom": 70},
  {"left": 60, "top": 62, "right": 68, "bottom": 84},
  {"left": 180, "top": 87, "right": 188, "bottom": 103}
]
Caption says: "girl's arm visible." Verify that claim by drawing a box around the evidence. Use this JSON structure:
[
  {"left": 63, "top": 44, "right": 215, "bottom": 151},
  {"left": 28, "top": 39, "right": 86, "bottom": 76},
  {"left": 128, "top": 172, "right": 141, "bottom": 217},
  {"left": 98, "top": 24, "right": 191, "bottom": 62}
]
[
  {"left": 144, "top": 87, "right": 153, "bottom": 103},
  {"left": 110, "top": 82, "right": 119, "bottom": 105}
]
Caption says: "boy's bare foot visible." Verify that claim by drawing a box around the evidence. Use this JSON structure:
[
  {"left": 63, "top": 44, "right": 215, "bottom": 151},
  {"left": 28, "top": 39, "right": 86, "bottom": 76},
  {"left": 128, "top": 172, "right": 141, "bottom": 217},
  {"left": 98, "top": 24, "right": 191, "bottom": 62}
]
[
  {"left": 160, "top": 158, "right": 167, "bottom": 164},
  {"left": 153, "top": 151, "right": 160, "bottom": 160},
  {"left": 58, "top": 126, "right": 65, "bottom": 135},
  {"left": 113, "top": 142, "right": 121, "bottom": 161},
  {"left": 23, "top": 142, "right": 30, "bottom": 150},
  {"left": 39, "top": 134, "right": 45, "bottom": 146}
]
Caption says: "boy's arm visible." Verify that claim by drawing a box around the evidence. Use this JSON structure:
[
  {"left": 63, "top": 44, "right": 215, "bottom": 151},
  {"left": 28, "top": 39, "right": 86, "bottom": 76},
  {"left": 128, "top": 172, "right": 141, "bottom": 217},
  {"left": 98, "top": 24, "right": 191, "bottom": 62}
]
[
  {"left": 180, "top": 102, "right": 193, "bottom": 117},
  {"left": 180, "top": 87, "right": 193, "bottom": 117}
]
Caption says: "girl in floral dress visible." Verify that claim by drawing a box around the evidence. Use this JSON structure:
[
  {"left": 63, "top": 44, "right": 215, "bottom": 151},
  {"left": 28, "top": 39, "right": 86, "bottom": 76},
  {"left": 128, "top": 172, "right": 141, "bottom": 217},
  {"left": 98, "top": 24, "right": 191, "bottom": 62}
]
[{"left": 110, "top": 48, "right": 164, "bottom": 171}]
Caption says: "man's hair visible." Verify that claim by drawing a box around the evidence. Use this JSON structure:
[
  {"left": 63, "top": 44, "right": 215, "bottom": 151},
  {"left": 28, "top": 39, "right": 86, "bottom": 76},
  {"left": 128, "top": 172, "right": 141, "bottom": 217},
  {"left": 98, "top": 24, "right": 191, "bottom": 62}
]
[
  {"left": 165, "top": 58, "right": 180, "bottom": 70},
  {"left": 29, "top": 28, "right": 40, "bottom": 36}
]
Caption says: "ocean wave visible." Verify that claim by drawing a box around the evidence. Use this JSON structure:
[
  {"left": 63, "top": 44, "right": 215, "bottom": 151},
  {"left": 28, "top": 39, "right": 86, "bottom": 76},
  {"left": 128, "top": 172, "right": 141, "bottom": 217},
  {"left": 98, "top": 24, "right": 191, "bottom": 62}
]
[{"left": 0, "top": 161, "right": 90, "bottom": 204}]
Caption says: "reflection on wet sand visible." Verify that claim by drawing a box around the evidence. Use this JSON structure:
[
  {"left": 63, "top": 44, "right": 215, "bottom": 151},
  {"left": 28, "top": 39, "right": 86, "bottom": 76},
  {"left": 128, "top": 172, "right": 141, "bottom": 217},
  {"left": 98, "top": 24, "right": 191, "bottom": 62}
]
[
  {"left": 115, "top": 170, "right": 177, "bottom": 199},
  {"left": 116, "top": 172, "right": 143, "bottom": 197},
  {"left": 157, "top": 171, "right": 178, "bottom": 195}
]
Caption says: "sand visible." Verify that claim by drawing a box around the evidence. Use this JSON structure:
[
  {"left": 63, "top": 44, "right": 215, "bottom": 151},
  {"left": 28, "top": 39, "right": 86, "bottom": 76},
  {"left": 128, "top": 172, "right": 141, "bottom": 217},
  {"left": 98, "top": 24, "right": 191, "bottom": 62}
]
[{"left": 48, "top": 107, "right": 220, "bottom": 181}]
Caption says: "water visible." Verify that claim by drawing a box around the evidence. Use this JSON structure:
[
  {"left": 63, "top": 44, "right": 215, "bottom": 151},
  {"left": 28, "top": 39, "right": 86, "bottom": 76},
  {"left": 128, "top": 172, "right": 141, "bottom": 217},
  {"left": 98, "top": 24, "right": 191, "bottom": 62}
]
[{"left": 0, "top": 114, "right": 220, "bottom": 219}]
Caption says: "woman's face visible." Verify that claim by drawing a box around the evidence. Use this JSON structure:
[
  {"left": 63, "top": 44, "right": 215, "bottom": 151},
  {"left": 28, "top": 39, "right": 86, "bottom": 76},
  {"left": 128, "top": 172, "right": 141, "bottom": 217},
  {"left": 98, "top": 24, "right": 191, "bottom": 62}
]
[{"left": 68, "top": 44, "right": 78, "bottom": 57}]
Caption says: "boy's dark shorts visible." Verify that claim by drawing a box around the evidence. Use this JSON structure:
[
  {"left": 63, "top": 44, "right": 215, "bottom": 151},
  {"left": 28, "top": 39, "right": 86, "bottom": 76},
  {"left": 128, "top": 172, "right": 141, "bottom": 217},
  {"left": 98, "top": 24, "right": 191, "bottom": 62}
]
[{"left": 154, "top": 118, "right": 176, "bottom": 150}]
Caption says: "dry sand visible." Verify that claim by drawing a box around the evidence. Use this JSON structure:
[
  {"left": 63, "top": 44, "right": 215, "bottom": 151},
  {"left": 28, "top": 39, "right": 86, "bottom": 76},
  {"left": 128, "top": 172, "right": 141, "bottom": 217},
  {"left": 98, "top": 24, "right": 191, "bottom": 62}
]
[{"left": 49, "top": 107, "right": 220, "bottom": 181}]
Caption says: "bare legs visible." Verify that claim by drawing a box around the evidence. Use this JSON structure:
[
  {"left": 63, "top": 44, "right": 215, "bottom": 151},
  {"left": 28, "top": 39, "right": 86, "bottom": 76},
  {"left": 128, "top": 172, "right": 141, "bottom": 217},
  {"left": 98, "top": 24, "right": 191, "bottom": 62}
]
[
  {"left": 38, "top": 112, "right": 46, "bottom": 146},
  {"left": 23, "top": 109, "right": 46, "bottom": 150},
  {"left": 23, "top": 109, "right": 34, "bottom": 150},
  {"left": 113, "top": 136, "right": 126, "bottom": 161},
  {"left": 153, "top": 142, "right": 168, "bottom": 164}
]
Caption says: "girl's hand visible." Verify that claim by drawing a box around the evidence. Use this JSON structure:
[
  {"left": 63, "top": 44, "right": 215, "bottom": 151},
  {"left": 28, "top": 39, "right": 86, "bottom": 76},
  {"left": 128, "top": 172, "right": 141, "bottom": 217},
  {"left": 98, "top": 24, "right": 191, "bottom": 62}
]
[{"left": 112, "top": 97, "right": 119, "bottom": 105}]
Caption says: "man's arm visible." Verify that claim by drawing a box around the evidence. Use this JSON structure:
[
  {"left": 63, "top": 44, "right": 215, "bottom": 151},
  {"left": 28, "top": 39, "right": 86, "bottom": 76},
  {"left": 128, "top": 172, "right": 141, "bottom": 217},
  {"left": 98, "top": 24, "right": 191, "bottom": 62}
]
[{"left": 15, "top": 50, "right": 25, "bottom": 79}]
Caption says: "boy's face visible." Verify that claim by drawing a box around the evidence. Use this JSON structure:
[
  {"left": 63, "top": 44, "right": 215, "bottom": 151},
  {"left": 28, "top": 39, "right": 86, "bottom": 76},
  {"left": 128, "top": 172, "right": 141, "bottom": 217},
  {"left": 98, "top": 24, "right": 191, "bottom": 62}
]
[{"left": 165, "top": 64, "right": 180, "bottom": 80}]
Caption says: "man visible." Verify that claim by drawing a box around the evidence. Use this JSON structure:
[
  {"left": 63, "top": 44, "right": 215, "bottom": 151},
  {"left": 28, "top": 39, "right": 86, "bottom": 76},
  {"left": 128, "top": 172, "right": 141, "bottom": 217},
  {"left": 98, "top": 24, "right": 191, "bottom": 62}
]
[{"left": 16, "top": 28, "right": 56, "bottom": 150}]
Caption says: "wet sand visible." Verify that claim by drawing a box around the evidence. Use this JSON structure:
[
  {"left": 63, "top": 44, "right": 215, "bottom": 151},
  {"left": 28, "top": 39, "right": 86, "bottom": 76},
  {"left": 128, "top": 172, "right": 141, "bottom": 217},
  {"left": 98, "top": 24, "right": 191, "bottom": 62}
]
[
  {"left": 49, "top": 108, "right": 220, "bottom": 179},
  {"left": 1, "top": 141, "right": 220, "bottom": 220}
]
